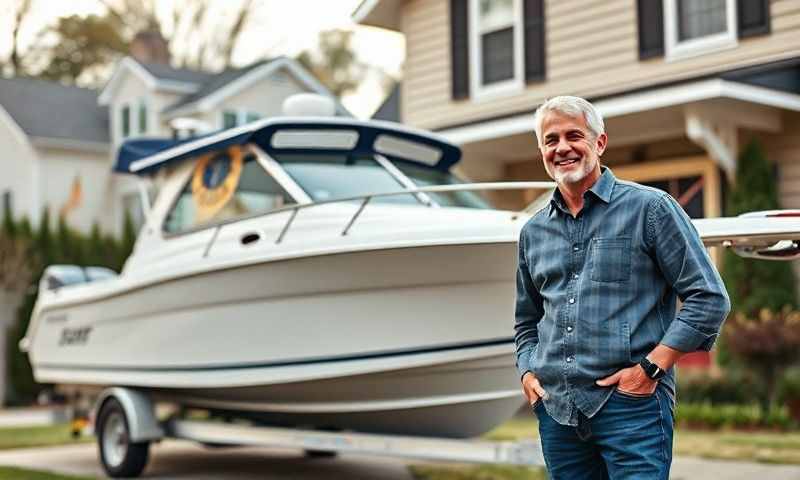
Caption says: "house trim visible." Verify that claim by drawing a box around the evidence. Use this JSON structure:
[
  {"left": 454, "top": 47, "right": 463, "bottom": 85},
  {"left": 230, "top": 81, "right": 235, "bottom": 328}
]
[
  {"left": 438, "top": 79, "right": 800, "bottom": 145},
  {"left": 98, "top": 57, "right": 200, "bottom": 105},
  {"left": 163, "top": 57, "right": 350, "bottom": 119},
  {"left": 352, "top": 0, "right": 401, "bottom": 31}
]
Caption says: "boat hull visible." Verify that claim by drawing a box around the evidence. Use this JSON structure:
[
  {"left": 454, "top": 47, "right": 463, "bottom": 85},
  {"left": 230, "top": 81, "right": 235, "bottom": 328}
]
[{"left": 29, "top": 241, "right": 525, "bottom": 437}]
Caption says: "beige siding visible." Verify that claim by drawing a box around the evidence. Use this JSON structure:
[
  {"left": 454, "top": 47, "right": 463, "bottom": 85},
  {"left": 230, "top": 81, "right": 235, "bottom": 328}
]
[
  {"left": 402, "top": 0, "right": 800, "bottom": 130},
  {"left": 0, "top": 110, "right": 38, "bottom": 223}
]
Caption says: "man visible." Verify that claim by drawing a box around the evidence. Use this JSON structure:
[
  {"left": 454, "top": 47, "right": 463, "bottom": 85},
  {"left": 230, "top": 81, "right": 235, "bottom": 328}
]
[{"left": 515, "top": 96, "right": 730, "bottom": 479}]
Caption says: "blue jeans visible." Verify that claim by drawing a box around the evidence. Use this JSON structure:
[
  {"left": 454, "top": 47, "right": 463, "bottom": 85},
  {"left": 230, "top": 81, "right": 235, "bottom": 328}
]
[{"left": 535, "top": 385, "right": 674, "bottom": 480}]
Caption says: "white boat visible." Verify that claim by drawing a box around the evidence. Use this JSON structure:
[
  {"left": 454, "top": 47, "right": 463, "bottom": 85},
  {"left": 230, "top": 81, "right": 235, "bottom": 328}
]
[{"left": 19, "top": 104, "right": 800, "bottom": 441}]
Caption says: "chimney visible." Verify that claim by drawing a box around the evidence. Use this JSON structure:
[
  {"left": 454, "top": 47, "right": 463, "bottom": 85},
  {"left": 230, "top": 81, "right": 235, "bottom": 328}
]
[{"left": 130, "top": 30, "right": 170, "bottom": 65}]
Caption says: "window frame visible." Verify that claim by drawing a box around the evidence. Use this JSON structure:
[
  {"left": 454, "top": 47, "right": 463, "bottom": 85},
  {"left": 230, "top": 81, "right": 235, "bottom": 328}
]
[
  {"left": 664, "top": 0, "right": 737, "bottom": 61},
  {"left": 468, "top": 0, "right": 525, "bottom": 101}
]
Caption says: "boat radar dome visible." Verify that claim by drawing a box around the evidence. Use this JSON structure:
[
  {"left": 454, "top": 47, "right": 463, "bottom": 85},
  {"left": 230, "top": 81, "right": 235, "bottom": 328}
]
[{"left": 282, "top": 93, "right": 336, "bottom": 117}]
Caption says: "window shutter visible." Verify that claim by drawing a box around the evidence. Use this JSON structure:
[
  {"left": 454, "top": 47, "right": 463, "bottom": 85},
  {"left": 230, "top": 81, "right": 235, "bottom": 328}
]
[
  {"left": 738, "top": 0, "right": 770, "bottom": 38},
  {"left": 450, "top": 0, "right": 470, "bottom": 100},
  {"left": 637, "top": 0, "right": 664, "bottom": 59},
  {"left": 523, "top": 0, "right": 546, "bottom": 82}
]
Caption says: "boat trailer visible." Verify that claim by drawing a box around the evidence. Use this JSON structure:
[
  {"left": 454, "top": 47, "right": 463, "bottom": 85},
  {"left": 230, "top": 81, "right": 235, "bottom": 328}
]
[{"left": 90, "top": 387, "right": 544, "bottom": 478}]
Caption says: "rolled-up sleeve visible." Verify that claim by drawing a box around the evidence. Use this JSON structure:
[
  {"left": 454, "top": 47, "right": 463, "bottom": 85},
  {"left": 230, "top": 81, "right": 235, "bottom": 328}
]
[
  {"left": 515, "top": 229, "right": 544, "bottom": 380},
  {"left": 647, "top": 194, "right": 731, "bottom": 352}
]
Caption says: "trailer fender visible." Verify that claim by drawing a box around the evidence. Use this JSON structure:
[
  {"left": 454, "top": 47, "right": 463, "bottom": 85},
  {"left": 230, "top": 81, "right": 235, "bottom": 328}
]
[{"left": 94, "top": 388, "right": 164, "bottom": 442}]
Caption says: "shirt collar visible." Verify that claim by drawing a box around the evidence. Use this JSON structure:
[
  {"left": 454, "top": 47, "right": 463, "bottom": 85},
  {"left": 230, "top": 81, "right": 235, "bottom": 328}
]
[{"left": 547, "top": 166, "right": 616, "bottom": 218}]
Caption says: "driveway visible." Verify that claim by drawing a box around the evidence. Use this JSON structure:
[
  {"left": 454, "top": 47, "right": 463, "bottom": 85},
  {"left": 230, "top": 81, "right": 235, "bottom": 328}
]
[{"left": 0, "top": 440, "right": 799, "bottom": 479}]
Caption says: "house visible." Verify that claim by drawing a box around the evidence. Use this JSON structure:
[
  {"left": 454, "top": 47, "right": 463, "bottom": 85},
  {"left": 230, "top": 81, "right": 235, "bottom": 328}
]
[
  {"left": 355, "top": 0, "right": 800, "bottom": 366},
  {"left": 0, "top": 53, "right": 348, "bottom": 238},
  {"left": 355, "top": 0, "right": 800, "bottom": 211}
]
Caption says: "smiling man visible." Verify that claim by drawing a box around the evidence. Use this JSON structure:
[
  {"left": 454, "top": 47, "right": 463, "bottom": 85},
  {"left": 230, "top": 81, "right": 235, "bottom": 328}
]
[{"left": 514, "top": 96, "right": 730, "bottom": 479}]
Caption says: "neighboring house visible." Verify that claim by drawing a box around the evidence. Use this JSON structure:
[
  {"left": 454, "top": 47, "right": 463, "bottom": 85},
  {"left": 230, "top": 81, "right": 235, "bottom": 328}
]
[
  {"left": 0, "top": 55, "right": 349, "bottom": 237},
  {"left": 356, "top": 0, "right": 800, "bottom": 367}
]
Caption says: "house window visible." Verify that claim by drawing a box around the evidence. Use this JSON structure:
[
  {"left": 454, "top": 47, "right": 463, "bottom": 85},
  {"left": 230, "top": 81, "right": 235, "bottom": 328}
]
[
  {"left": 138, "top": 99, "right": 148, "bottom": 135},
  {"left": 664, "top": 0, "right": 737, "bottom": 60},
  {"left": 2, "top": 190, "right": 12, "bottom": 216},
  {"left": 121, "top": 104, "right": 131, "bottom": 138},
  {"left": 221, "top": 110, "right": 261, "bottom": 130},
  {"left": 222, "top": 111, "right": 238, "bottom": 129},
  {"left": 468, "top": 0, "right": 524, "bottom": 99}
]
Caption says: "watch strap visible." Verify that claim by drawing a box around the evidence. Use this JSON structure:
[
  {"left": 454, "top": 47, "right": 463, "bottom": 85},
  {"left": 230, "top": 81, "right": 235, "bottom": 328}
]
[{"left": 639, "top": 357, "right": 666, "bottom": 380}]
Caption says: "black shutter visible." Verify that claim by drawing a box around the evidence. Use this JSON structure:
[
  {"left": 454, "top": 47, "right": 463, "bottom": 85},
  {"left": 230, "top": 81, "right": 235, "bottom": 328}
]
[
  {"left": 738, "top": 0, "right": 770, "bottom": 38},
  {"left": 523, "top": 0, "right": 546, "bottom": 82},
  {"left": 450, "top": 0, "right": 470, "bottom": 100},
  {"left": 637, "top": 0, "right": 664, "bottom": 59}
]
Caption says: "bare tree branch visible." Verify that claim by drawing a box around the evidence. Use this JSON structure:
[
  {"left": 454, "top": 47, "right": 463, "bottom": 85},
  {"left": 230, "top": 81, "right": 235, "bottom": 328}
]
[{"left": 221, "top": 0, "right": 256, "bottom": 68}]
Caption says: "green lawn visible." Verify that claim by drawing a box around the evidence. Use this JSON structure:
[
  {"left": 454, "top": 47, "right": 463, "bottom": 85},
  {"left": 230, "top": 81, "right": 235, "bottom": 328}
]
[
  {"left": 410, "top": 417, "right": 800, "bottom": 480},
  {"left": 0, "top": 466, "right": 94, "bottom": 480},
  {"left": 0, "top": 424, "right": 91, "bottom": 451}
]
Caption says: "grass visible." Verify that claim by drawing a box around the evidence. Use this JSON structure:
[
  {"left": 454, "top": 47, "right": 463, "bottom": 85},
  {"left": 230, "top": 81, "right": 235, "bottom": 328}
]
[
  {"left": 410, "top": 416, "right": 800, "bottom": 480},
  {"left": 0, "top": 424, "right": 92, "bottom": 451},
  {"left": 0, "top": 466, "right": 95, "bottom": 480}
]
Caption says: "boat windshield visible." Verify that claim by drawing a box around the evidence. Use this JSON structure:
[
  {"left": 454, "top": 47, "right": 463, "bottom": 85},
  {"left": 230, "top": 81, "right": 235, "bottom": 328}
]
[
  {"left": 274, "top": 153, "right": 424, "bottom": 205},
  {"left": 390, "top": 160, "right": 494, "bottom": 209},
  {"left": 273, "top": 153, "right": 494, "bottom": 209}
]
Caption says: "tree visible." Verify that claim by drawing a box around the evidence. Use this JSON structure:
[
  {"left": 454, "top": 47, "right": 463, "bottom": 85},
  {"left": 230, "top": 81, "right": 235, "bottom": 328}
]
[
  {"left": 297, "top": 29, "right": 373, "bottom": 98},
  {"left": 1, "top": 0, "right": 33, "bottom": 77},
  {"left": 722, "top": 139, "right": 797, "bottom": 315}
]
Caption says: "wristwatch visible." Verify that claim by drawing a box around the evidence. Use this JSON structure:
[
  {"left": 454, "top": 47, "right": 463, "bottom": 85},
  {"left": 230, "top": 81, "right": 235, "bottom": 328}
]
[{"left": 639, "top": 357, "right": 666, "bottom": 380}]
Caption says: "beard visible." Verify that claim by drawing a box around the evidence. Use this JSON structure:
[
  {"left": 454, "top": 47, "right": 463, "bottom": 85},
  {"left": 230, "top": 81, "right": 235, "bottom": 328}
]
[{"left": 549, "top": 155, "right": 597, "bottom": 185}]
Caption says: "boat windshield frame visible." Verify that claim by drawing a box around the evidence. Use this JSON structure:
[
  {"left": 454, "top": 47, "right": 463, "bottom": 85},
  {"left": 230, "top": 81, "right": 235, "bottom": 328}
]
[{"left": 160, "top": 143, "right": 492, "bottom": 238}]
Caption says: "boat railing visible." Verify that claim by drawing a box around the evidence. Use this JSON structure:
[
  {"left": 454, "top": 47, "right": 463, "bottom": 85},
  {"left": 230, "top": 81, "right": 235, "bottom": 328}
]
[{"left": 203, "top": 181, "right": 556, "bottom": 257}]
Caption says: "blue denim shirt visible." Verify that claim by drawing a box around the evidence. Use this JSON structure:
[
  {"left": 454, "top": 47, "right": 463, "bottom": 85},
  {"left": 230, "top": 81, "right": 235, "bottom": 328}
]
[{"left": 515, "top": 167, "right": 730, "bottom": 426}]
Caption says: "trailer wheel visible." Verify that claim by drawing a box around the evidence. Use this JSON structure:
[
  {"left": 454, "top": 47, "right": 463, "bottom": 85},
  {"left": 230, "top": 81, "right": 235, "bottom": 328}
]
[{"left": 97, "top": 398, "right": 150, "bottom": 478}]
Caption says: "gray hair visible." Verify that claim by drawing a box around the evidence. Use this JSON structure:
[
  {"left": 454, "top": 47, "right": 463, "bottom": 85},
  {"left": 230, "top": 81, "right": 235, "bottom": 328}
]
[{"left": 532, "top": 96, "right": 605, "bottom": 145}]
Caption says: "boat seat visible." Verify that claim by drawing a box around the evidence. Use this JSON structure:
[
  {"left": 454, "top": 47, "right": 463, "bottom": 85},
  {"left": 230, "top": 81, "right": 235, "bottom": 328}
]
[{"left": 42, "top": 265, "right": 117, "bottom": 291}]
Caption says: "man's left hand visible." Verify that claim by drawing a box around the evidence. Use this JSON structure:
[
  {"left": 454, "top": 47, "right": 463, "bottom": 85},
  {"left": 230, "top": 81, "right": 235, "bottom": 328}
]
[{"left": 595, "top": 365, "right": 657, "bottom": 395}]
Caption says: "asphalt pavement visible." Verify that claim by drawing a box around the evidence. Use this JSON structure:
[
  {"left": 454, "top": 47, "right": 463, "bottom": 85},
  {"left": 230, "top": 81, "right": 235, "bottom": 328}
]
[{"left": 0, "top": 440, "right": 799, "bottom": 479}]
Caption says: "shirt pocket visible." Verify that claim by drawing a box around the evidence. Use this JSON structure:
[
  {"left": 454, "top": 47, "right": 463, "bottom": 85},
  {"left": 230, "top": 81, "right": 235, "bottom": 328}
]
[{"left": 590, "top": 237, "right": 631, "bottom": 283}]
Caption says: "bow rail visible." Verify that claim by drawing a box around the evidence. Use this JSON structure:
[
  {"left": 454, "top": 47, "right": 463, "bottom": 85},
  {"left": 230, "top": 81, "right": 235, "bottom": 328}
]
[{"left": 202, "top": 181, "right": 557, "bottom": 257}]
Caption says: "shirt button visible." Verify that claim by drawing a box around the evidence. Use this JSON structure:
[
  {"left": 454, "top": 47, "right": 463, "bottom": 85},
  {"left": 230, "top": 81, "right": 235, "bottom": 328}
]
[
  {"left": 573, "top": 273, "right": 579, "bottom": 279},
  {"left": 567, "top": 356, "right": 574, "bottom": 363},
  {"left": 566, "top": 326, "right": 573, "bottom": 332},
  {"left": 573, "top": 246, "right": 579, "bottom": 252},
  {"left": 568, "top": 298, "right": 575, "bottom": 304}
]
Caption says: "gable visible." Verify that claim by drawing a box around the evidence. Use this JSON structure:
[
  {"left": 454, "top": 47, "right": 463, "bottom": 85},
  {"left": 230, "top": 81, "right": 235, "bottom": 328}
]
[{"left": 162, "top": 57, "right": 351, "bottom": 118}]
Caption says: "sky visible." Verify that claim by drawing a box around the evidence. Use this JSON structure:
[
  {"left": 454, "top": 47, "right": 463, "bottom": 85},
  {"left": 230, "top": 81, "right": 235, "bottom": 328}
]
[{"left": 0, "top": 0, "right": 405, "bottom": 118}]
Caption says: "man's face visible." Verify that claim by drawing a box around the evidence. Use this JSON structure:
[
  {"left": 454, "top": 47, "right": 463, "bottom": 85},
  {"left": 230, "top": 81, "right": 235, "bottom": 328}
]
[{"left": 538, "top": 111, "right": 606, "bottom": 186}]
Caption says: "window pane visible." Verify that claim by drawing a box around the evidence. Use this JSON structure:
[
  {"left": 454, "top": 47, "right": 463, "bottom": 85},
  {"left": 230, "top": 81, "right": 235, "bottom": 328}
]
[
  {"left": 678, "top": 0, "right": 727, "bottom": 41},
  {"left": 121, "top": 105, "right": 130, "bottom": 138},
  {"left": 479, "top": 0, "right": 513, "bottom": 31},
  {"left": 275, "top": 153, "right": 421, "bottom": 205},
  {"left": 482, "top": 27, "right": 514, "bottom": 85},
  {"left": 391, "top": 160, "right": 495, "bottom": 209},
  {"left": 138, "top": 102, "right": 147, "bottom": 134},
  {"left": 223, "top": 111, "right": 238, "bottom": 129},
  {"left": 245, "top": 112, "right": 261, "bottom": 123},
  {"left": 163, "top": 147, "right": 295, "bottom": 233}
]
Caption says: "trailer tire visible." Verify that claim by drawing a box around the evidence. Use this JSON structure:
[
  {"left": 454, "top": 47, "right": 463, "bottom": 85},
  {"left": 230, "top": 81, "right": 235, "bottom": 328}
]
[{"left": 97, "top": 398, "right": 150, "bottom": 478}]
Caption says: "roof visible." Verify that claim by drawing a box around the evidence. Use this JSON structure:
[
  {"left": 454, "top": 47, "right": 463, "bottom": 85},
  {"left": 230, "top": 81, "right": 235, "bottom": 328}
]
[
  {"left": 372, "top": 83, "right": 400, "bottom": 122},
  {"left": 352, "top": 0, "right": 401, "bottom": 31},
  {"left": 138, "top": 62, "right": 214, "bottom": 85},
  {"left": 162, "top": 59, "right": 274, "bottom": 114},
  {"left": 0, "top": 77, "right": 108, "bottom": 144}
]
